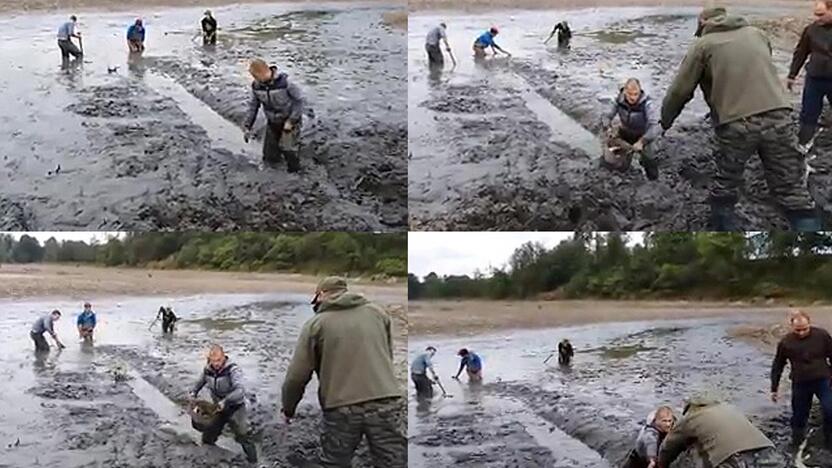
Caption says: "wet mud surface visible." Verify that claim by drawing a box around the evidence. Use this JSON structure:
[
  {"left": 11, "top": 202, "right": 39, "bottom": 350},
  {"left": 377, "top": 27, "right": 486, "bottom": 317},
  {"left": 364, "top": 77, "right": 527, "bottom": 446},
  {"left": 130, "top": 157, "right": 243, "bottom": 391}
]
[
  {"left": 408, "top": 8, "right": 831, "bottom": 230},
  {"left": 0, "top": 3, "right": 405, "bottom": 230},
  {"left": 1, "top": 293, "right": 407, "bottom": 467},
  {"left": 409, "top": 315, "right": 832, "bottom": 467}
]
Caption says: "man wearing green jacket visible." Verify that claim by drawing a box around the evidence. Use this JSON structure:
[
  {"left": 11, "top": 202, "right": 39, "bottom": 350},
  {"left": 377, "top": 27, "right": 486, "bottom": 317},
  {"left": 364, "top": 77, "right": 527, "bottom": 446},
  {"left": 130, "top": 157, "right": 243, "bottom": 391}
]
[
  {"left": 281, "top": 277, "right": 405, "bottom": 467},
  {"left": 661, "top": 7, "right": 820, "bottom": 231},
  {"left": 657, "top": 394, "right": 787, "bottom": 467}
]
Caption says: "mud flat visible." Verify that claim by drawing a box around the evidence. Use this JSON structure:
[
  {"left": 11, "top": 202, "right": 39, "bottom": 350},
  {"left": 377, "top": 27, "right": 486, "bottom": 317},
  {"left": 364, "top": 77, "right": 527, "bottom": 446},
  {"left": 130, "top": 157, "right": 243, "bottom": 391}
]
[
  {"left": 409, "top": 311, "right": 832, "bottom": 467},
  {"left": 0, "top": 3, "right": 405, "bottom": 230},
  {"left": 0, "top": 288, "right": 407, "bottom": 467},
  {"left": 408, "top": 7, "right": 831, "bottom": 230}
]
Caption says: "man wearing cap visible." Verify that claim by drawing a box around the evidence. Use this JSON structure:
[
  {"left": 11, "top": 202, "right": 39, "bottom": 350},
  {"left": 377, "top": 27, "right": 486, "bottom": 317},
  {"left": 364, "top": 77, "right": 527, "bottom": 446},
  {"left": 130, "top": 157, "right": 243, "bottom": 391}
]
[
  {"left": 770, "top": 310, "right": 832, "bottom": 451},
  {"left": 127, "top": 18, "right": 146, "bottom": 52},
  {"left": 281, "top": 277, "right": 405, "bottom": 467},
  {"left": 657, "top": 394, "right": 787, "bottom": 467},
  {"left": 31, "top": 310, "right": 65, "bottom": 352},
  {"left": 661, "top": 7, "right": 820, "bottom": 231},
  {"left": 452, "top": 348, "right": 482, "bottom": 382},
  {"left": 426, "top": 22, "right": 452, "bottom": 68},
  {"left": 77, "top": 302, "right": 96, "bottom": 341},
  {"left": 244, "top": 58, "right": 305, "bottom": 172},
  {"left": 473, "top": 27, "right": 511, "bottom": 59},
  {"left": 202, "top": 10, "right": 218, "bottom": 46},
  {"left": 57, "top": 15, "right": 83, "bottom": 62}
]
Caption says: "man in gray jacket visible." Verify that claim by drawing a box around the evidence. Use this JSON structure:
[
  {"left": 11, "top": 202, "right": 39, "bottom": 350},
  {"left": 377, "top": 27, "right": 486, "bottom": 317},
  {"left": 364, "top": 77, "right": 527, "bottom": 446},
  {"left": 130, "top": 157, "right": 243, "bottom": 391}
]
[
  {"left": 189, "top": 344, "right": 257, "bottom": 463},
  {"left": 244, "top": 58, "right": 305, "bottom": 172}
]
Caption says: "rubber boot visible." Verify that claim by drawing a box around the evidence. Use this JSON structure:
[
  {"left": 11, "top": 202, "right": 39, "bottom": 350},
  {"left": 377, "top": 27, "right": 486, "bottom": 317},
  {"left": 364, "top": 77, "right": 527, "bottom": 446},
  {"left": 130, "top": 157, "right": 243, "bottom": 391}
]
[
  {"left": 240, "top": 440, "right": 258, "bottom": 463},
  {"left": 791, "top": 427, "right": 806, "bottom": 454},
  {"left": 640, "top": 156, "right": 659, "bottom": 181},
  {"left": 785, "top": 209, "right": 822, "bottom": 232},
  {"left": 285, "top": 151, "right": 301, "bottom": 173},
  {"left": 708, "top": 202, "right": 739, "bottom": 231}
]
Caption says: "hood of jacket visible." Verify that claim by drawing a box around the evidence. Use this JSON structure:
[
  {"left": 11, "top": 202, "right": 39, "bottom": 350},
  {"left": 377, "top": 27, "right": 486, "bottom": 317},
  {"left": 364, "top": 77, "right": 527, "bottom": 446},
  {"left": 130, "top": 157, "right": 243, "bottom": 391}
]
[
  {"left": 254, "top": 66, "right": 289, "bottom": 90},
  {"left": 317, "top": 291, "right": 370, "bottom": 313},
  {"left": 701, "top": 15, "right": 750, "bottom": 36},
  {"left": 616, "top": 89, "right": 649, "bottom": 109}
]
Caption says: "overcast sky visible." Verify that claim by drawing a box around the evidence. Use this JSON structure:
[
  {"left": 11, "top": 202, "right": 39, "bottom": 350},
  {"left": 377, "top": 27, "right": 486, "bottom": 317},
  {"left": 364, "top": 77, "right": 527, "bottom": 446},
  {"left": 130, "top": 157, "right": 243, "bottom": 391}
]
[
  {"left": 0, "top": 232, "right": 124, "bottom": 243},
  {"left": 408, "top": 232, "right": 644, "bottom": 278}
]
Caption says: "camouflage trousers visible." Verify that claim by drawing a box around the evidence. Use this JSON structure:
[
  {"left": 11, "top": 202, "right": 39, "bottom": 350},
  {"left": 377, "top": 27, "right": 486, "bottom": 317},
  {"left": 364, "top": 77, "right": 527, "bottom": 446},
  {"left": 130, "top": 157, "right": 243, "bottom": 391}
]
[
  {"left": 717, "top": 447, "right": 788, "bottom": 467},
  {"left": 318, "top": 397, "right": 406, "bottom": 468},
  {"left": 711, "top": 108, "right": 814, "bottom": 211}
]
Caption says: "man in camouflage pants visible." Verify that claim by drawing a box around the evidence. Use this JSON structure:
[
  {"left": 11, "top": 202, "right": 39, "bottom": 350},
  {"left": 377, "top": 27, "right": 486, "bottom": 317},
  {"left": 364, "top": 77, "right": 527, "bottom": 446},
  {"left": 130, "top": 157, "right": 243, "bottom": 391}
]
[
  {"left": 281, "top": 277, "right": 406, "bottom": 467},
  {"left": 661, "top": 7, "right": 821, "bottom": 231}
]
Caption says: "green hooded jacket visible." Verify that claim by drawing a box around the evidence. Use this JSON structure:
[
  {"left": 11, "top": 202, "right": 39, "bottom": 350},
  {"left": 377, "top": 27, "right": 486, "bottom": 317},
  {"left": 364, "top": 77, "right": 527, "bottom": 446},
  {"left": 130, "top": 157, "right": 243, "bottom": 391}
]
[
  {"left": 281, "top": 291, "right": 401, "bottom": 414},
  {"left": 661, "top": 15, "right": 790, "bottom": 129},
  {"left": 657, "top": 396, "right": 773, "bottom": 467}
]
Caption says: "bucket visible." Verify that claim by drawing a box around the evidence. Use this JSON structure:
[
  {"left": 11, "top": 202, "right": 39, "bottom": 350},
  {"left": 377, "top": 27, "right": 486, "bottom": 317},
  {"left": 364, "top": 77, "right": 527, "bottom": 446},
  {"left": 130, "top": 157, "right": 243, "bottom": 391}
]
[{"left": 190, "top": 400, "right": 220, "bottom": 432}]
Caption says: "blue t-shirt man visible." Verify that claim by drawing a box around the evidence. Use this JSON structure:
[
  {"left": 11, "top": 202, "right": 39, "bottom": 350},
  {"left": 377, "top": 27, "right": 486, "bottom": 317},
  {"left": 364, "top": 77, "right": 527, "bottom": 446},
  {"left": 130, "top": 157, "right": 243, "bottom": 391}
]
[
  {"left": 473, "top": 27, "right": 510, "bottom": 57},
  {"left": 77, "top": 302, "right": 96, "bottom": 339},
  {"left": 454, "top": 348, "right": 483, "bottom": 381}
]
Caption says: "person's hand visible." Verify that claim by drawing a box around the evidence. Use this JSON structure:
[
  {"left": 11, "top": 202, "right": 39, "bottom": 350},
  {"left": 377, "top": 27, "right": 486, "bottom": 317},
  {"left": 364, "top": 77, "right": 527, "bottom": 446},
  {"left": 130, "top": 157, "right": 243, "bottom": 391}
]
[
  {"left": 786, "top": 77, "right": 796, "bottom": 92},
  {"left": 283, "top": 121, "right": 294, "bottom": 132},
  {"left": 217, "top": 400, "right": 225, "bottom": 412},
  {"left": 451, "top": 375, "right": 459, "bottom": 380},
  {"left": 58, "top": 342, "right": 66, "bottom": 349},
  {"left": 633, "top": 140, "right": 644, "bottom": 152},
  {"left": 648, "top": 460, "right": 656, "bottom": 468},
  {"left": 771, "top": 391, "right": 779, "bottom": 403},
  {"left": 281, "top": 407, "right": 293, "bottom": 424},
  {"left": 243, "top": 128, "right": 252, "bottom": 143}
]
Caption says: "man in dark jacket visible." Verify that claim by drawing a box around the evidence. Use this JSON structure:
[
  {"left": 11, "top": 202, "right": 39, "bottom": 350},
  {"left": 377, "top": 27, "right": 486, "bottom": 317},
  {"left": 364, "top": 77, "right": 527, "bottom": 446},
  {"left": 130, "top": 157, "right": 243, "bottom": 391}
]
[
  {"left": 601, "top": 78, "right": 661, "bottom": 180},
  {"left": 156, "top": 306, "right": 178, "bottom": 334},
  {"left": 201, "top": 10, "right": 217, "bottom": 46},
  {"left": 770, "top": 310, "right": 832, "bottom": 450},
  {"left": 281, "top": 277, "right": 405, "bottom": 467},
  {"left": 545, "top": 21, "right": 572, "bottom": 48},
  {"left": 558, "top": 339, "right": 574, "bottom": 366},
  {"left": 189, "top": 344, "right": 257, "bottom": 463},
  {"left": 788, "top": 1, "right": 832, "bottom": 155},
  {"left": 657, "top": 394, "right": 786, "bottom": 467},
  {"left": 661, "top": 8, "right": 820, "bottom": 231},
  {"left": 244, "top": 58, "right": 305, "bottom": 172}
]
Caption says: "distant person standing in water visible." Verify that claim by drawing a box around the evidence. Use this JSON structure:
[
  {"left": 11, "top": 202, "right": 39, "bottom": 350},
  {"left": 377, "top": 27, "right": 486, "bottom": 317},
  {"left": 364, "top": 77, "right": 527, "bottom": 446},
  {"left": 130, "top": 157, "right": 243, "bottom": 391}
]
[
  {"left": 127, "top": 18, "right": 146, "bottom": 52},
  {"left": 202, "top": 10, "right": 217, "bottom": 46},
  {"left": 473, "top": 27, "right": 511, "bottom": 59},
  {"left": 426, "top": 22, "right": 452, "bottom": 68},
  {"left": 452, "top": 348, "right": 483, "bottom": 382},
  {"left": 545, "top": 20, "right": 572, "bottom": 48},
  {"left": 558, "top": 339, "right": 574, "bottom": 365},
  {"left": 57, "top": 15, "right": 83, "bottom": 62}
]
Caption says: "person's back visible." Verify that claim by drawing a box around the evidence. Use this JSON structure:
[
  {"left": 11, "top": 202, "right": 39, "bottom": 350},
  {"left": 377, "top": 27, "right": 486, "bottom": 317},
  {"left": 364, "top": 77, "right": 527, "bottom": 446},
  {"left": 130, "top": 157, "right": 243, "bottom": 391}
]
[
  {"left": 286, "top": 291, "right": 399, "bottom": 410},
  {"left": 659, "top": 399, "right": 773, "bottom": 466},
  {"left": 690, "top": 15, "right": 788, "bottom": 124}
]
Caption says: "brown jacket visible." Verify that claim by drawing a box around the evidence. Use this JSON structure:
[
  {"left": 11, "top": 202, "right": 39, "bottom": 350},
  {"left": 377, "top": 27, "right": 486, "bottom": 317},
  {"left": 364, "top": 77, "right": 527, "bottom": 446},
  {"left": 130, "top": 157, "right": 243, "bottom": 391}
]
[{"left": 657, "top": 397, "right": 772, "bottom": 467}]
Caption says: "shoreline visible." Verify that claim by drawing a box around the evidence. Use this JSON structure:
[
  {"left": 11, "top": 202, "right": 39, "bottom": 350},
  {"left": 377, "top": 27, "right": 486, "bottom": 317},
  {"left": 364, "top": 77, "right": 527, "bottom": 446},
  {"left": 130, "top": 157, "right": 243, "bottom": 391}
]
[
  {"left": 409, "top": 299, "right": 832, "bottom": 336},
  {"left": 0, "top": 263, "right": 405, "bottom": 300},
  {"left": 0, "top": 0, "right": 403, "bottom": 15}
]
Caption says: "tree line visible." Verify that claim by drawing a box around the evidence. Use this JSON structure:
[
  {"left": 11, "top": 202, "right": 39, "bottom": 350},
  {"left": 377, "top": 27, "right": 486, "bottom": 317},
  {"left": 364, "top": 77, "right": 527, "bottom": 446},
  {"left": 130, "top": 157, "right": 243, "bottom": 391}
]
[
  {"left": 408, "top": 232, "right": 832, "bottom": 300},
  {"left": 0, "top": 233, "right": 407, "bottom": 277}
]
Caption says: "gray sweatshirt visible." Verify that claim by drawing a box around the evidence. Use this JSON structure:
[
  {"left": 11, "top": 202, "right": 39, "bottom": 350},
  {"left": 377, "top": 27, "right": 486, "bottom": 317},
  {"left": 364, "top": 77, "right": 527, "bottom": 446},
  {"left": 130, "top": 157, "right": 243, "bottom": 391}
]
[
  {"left": 192, "top": 359, "right": 247, "bottom": 407},
  {"left": 244, "top": 66, "right": 304, "bottom": 129}
]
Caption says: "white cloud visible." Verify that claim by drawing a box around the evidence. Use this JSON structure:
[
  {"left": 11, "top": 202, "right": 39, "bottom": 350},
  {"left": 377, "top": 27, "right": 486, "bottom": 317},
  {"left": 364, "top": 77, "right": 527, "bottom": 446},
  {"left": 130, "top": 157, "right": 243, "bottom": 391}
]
[
  {"left": 1, "top": 232, "right": 124, "bottom": 244},
  {"left": 408, "top": 232, "right": 645, "bottom": 278}
]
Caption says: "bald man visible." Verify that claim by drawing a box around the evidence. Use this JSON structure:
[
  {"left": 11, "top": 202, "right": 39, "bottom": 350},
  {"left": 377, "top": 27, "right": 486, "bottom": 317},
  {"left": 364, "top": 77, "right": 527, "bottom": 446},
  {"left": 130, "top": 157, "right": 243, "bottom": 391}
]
[
  {"left": 190, "top": 344, "right": 258, "bottom": 463},
  {"left": 771, "top": 311, "right": 832, "bottom": 450}
]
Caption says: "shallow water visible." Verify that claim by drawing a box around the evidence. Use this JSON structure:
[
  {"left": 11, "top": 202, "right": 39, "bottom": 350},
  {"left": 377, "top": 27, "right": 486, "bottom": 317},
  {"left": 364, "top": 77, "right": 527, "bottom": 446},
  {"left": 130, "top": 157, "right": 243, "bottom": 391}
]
[
  {"left": 408, "top": 313, "right": 831, "bottom": 467},
  {"left": 0, "top": 292, "right": 404, "bottom": 467},
  {"left": 0, "top": 2, "right": 406, "bottom": 230}
]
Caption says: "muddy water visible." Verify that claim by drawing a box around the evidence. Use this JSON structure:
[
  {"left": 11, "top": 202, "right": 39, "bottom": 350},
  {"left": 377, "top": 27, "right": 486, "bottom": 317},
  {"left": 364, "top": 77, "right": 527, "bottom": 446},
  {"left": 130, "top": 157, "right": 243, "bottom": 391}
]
[
  {"left": 408, "top": 7, "right": 831, "bottom": 230},
  {"left": 0, "top": 2, "right": 405, "bottom": 230},
  {"left": 0, "top": 291, "right": 407, "bottom": 467},
  {"left": 409, "top": 313, "right": 832, "bottom": 467}
]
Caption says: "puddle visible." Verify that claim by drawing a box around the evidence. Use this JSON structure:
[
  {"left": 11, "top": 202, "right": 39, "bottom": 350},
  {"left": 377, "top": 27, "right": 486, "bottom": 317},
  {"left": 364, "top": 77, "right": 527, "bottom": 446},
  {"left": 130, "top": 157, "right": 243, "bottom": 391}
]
[
  {"left": 586, "top": 29, "right": 658, "bottom": 44},
  {"left": 187, "top": 317, "right": 268, "bottom": 330}
]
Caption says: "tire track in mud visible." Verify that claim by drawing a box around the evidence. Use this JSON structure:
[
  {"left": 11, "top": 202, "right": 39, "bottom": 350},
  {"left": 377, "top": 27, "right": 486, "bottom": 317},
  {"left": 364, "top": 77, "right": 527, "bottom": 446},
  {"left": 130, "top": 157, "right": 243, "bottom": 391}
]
[{"left": 410, "top": 11, "right": 832, "bottom": 231}]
